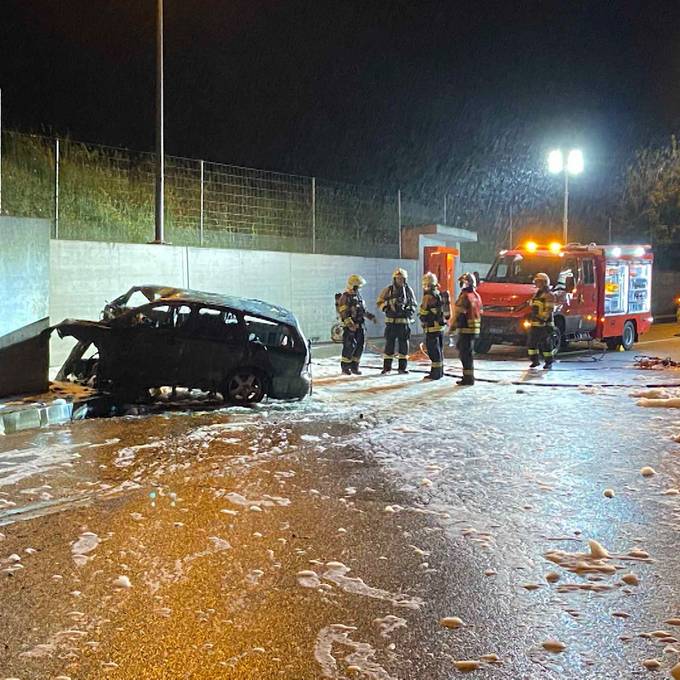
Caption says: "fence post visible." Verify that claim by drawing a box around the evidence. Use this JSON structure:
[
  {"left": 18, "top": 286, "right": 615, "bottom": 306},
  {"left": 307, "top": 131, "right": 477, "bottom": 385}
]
[
  {"left": 199, "top": 159, "right": 205, "bottom": 246},
  {"left": 311, "top": 176, "right": 316, "bottom": 254},
  {"left": 397, "top": 189, "right": 402, "bottom": 258},
  {"left": 54, "top": 138, "right": 60, "bottom": 239}
]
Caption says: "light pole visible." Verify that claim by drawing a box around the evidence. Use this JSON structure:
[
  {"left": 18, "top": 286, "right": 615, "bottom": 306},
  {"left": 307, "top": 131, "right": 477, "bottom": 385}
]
[
  {"left": 154, "top": 0, "right": 165, "bottom": 243},
  {"left": 548, "top": 149, "right": 583, "bottom": 243}
]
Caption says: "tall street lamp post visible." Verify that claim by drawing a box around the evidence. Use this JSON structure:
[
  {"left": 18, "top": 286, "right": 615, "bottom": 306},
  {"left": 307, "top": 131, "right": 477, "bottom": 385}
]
[
  {"left": 548, "top": 149, "right": 583, "bottom": 243},
  {"left": 155, "top": 0, "right": 165, "bottom": 243}
]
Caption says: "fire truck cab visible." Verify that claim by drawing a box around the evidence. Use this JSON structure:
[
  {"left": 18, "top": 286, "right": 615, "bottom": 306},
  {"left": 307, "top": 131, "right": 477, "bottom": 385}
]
[{"left": 476, "top": 242, "right": 654, "bottom": 354}]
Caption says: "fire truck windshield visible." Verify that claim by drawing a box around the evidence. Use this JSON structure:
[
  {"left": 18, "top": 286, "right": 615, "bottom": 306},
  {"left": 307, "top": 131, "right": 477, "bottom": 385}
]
[{"left": 485, "top": 253, "right": 563, "bottom": 285}]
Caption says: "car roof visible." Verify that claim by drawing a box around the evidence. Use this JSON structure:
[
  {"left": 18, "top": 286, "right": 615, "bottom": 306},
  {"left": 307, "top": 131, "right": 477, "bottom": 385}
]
[{"left": 122, "top": 285, "right": 299, "bottom": 326}]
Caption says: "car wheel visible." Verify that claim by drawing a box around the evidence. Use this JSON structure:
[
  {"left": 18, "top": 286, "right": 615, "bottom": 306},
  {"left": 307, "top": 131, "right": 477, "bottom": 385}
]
[
  {"left": 474, "top": 337, "right": 492, "bottom": 354},
  {"left": 223, "top": 370, "right": 267, "bottom": 405},
  {"left": 621, "top": 321, "right": 636, "bottom": 351}
]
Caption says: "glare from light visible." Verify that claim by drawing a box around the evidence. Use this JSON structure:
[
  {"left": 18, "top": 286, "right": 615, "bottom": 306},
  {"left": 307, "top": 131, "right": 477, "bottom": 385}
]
[
  {"left": 633, "top": 246, "right": 645, "bottom": 257},
  {"left": 548, "top": 149, "right": 563, "bottom": 174},
  {"left": 499, "top": 249, "right": 507, "bottom": 255},
  {"left": 548, "top": 241, "right": 562, "bottom": 254},
  {"left": 525, "top": 241, "right": 538, "bottom": 252},
  {"left": 611, "top": 247, "right": 622, "bottom": 258},
  {"left": 567, "top": 149, "right": 584, "bottom": 175},
  {"left": 522, "top": 320, "right": 531, "bottom": 328}
]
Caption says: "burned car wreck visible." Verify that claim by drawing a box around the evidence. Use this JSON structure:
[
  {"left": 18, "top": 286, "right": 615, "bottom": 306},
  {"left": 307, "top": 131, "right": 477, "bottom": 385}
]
[{"left": 54, "top": 286, "right": 312, "bottom": 404}]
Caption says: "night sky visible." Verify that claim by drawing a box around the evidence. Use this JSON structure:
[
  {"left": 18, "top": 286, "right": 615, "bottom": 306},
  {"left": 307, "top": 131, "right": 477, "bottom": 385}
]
[{"left": 2, "top": 1, "right": 680, "bottom": 216}]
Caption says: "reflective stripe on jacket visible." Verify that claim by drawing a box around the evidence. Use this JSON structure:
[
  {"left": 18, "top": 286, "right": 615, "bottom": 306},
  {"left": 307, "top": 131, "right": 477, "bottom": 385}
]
[
  {"left": 339, "top": 289, "right": 368, "bottom": 328},
  {"left": 454, "top": 288, "right": 482, "bottom": 335},
  {"left": 377, "top": 283, "right": 416, "bottom": 320},
  {"left": 529, "top": 288, "right": 555, "bottom": 327},
  {"left": 419, "top": 289, "right": 445, "bottom": 333}
]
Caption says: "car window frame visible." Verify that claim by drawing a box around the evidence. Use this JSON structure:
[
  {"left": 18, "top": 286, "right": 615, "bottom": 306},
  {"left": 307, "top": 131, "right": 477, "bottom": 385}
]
[{"left": 190, "top": 304, "right": 246, "bottom": 344}]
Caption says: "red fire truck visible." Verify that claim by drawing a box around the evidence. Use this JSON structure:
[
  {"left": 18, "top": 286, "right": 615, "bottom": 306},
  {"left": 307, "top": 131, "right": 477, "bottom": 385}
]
[{"left": 475, "top": 241, "right": 654, "bottom": 354}]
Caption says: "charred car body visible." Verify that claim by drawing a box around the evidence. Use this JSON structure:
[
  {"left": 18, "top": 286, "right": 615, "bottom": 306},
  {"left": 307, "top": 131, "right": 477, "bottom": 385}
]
[{"left": 55, "top": 286, "right": 312, "bottom": 404}]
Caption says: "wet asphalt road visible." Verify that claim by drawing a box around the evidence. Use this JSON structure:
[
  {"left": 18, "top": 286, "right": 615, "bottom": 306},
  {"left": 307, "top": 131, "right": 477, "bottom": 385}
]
[{"left": 1, "top": 328, "right": 680, "bottom": 679}]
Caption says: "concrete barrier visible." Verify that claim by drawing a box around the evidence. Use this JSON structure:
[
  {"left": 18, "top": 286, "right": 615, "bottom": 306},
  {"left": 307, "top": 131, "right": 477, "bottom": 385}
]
[{"left": 0, "top": 217, "right": 51, "bottom": 396}]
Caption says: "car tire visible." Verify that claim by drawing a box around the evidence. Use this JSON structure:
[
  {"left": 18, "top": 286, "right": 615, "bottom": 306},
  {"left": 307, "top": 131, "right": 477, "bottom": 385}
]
[
  {"left": 621, "top": 321, "right": 636, "bottom": 351},
  {"left": 223, "top": 370, "right": 267, "bottom": 405},
  {"left": 474, "top": 337, "right": 493, "bottom": 354},
  {"left": 549, "top": 325, "right": 562, "bottom": 356},
  {"left": 554, "top": 317, "right": 568, "bottom": 351}
]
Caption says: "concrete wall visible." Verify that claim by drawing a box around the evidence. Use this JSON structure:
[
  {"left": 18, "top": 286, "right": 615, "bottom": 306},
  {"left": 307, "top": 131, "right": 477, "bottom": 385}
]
[
  {"left": 0, "top": 217, "right": 51, "bottom": 396},
  {"left": 49, "top": 240, "right": 418, "bottom": 368},
  {"left": 0, "top": 217, "right": 50, "bottom": 339}
]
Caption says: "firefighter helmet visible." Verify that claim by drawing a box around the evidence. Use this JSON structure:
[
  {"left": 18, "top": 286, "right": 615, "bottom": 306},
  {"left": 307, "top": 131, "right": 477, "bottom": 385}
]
[
  {"left": 392, "top": 267, "right": 408, "bottom": 280},
  {"left": 534, "top": 272, "right": 551, "bottom": 286},
  {"left": 458, "top": 272, "right": 477, "bottom": 288},
  {"left": 347, "top": 274, "right": 366, "bottom": 289},
  {"left": 422, "top": 272, "right": 438, "bottom": 289}
]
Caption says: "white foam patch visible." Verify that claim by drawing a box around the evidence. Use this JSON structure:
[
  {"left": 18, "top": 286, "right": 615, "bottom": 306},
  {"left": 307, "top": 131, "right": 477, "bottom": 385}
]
[
  {"left": 314, "top": 624, "right": 397, "bottom": 680},
  {"left": 322, "top": 561, "right": 423, "bottom": 609},
  {"left": 373, "top": 614, "right": 407, "bottom": 638},
  {"left": 114, "top": 442, "right": 163, "bottom": 468},
  {"left": 223, "top": 492, "right": 291, "bottom": 508},
  {"left": 297, "top": 570, "right": 322, "bottom": 588},
  {"left": 71, "top": 531, "right": 100, "bottom": 566},
  {"left": 0, "top": 441, "right": 85, "bottom": 487}
]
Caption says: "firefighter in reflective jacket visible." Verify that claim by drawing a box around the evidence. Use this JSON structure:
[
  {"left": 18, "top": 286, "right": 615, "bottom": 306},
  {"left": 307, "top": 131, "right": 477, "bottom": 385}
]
[
  {"left": 453, "top": 272, "right": 482, "bottom": 385},
  {"left": 377, "top": 268, "right": 416, "bottom": 374},
  {"left": 419, "top": 272, "right": 447, "bottom": 380},
  {"left": 528, "top": 272, "right": 556, "bottom": 369},
  {"left": 338, "top": 274, "right": 375, "bottom": 375}
]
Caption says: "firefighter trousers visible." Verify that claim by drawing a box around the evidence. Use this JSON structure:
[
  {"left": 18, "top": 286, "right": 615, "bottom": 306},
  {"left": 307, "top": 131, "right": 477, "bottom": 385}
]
[
  {"left": 456, "top": 332, "right": 475, "bottom": 384},
  {"left": 383, "top": 323, "right": 410, "bottom": 372},
  {"left": 527, "top": 325, "right": 553, "bottom": 364},
  {"left": 341, "top": 326, "right": 365, "bottom": 372},
  {"left": 425, "top": 331, "right": 444, "bottom": 379}
]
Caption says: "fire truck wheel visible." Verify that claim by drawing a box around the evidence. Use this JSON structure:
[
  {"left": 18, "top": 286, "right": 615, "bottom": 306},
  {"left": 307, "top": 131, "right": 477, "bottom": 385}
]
[
  {"left": 621, "top": 321, "right": 636, "bottom": 350},
  {"left": 474, "top": 337, "right": 493, "bottom": 354}
]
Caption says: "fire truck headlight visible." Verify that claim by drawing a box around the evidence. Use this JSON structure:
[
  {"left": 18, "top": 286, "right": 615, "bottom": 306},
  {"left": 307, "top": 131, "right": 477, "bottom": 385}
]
[{"left": 522, "top": 320, "right": 531, "bottom": 329}]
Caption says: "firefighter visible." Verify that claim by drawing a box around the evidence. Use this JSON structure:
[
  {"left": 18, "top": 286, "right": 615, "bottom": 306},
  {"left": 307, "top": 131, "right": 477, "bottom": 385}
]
[
  {"left": 338, "top": 274, "right": 374, "bottom": 375},
  {"left": 528, "top": 272, "right": 556, "bottom": 369},
  {"left": 377, "top": 268, "right": 416, "bottom": 373},
  {"left": 453, "top": 272, "right": 482, "bottom": 385},
  {"left": 419, "top": 272, "right": 446, "bottom": 380}
]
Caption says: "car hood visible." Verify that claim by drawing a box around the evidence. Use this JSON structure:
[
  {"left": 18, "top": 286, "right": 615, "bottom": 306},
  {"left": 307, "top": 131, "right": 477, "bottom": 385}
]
[
  {"left": 477, "top": 282, "right": 535, "bottom": 308},
  {"left": 52, "top": 319, "right": 110, "bottom": 342}
]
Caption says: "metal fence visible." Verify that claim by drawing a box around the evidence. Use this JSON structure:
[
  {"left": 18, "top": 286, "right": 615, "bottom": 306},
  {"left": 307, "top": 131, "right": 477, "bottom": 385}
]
[{"left": 0, "top": 130, "right": 446, "bottom": 258}]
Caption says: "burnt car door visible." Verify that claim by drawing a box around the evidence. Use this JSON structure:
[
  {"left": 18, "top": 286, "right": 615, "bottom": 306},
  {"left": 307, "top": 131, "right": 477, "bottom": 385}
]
[
  {"left": 174, "top": 305, "right": 247, "bottom": 391},
  {"left": 243, "top": 314, "right": 304, "bottom": 378},
  {"left": 108, "top": 302, "right": 183, "bottom": 389}
]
